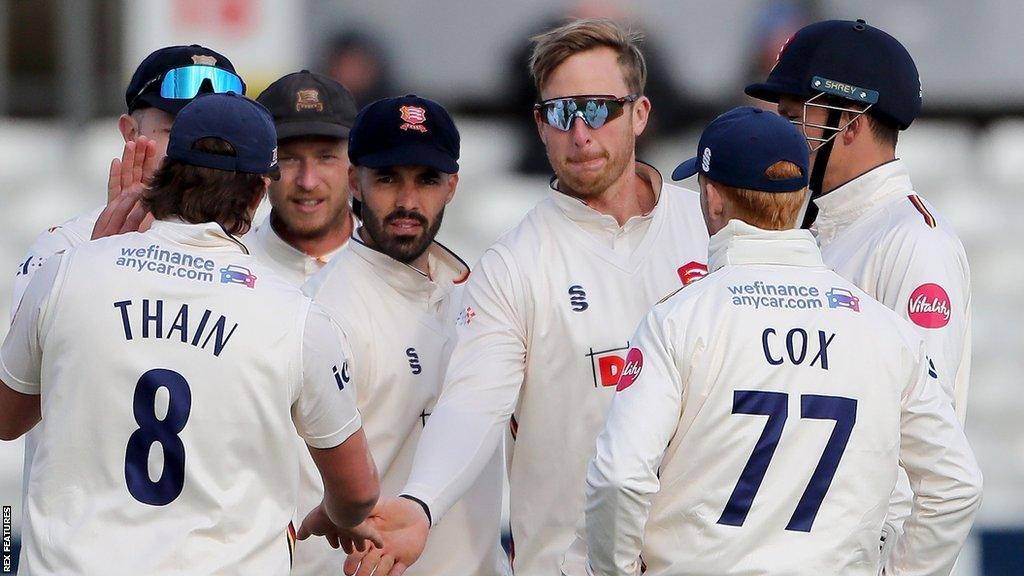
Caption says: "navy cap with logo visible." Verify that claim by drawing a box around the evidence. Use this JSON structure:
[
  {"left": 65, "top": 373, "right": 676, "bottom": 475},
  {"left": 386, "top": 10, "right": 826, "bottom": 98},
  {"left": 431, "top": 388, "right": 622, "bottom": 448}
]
[
  {"left": 745, "top": 19, "right": 921, "bottom": 129},
  {"left": 672, "top": 107, "right": 809, "bottom": 193},
  {"left": 166, "top": 92, "right": 278, "bottom": 176},
  {"left": 126, "top": 44, "right": 245, "bottom": 115},
  {"left": 256, "top": 70, "right": 358, "bottom": 140},
  {"left": 348, "top": 95, "right": 459, "bottom": 173}
]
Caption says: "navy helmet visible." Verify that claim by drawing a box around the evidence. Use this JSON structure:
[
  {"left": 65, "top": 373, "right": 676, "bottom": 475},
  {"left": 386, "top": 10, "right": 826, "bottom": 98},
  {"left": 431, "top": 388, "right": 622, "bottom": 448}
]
[{"left": 745, "top": 19, "right": 921, "bottom": 130}]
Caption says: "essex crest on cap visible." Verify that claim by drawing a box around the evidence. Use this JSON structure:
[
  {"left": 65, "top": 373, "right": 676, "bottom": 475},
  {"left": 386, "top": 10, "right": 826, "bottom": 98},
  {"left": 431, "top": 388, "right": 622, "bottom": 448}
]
[
  {"left": 191, "top": 54, "right": 218, "bottom": 66},
  {"left": 296, "top": 89, "right": 324, "bottom": 112},
  {"left": 400, "top": 105, "right": 428, "bottom": 132}
]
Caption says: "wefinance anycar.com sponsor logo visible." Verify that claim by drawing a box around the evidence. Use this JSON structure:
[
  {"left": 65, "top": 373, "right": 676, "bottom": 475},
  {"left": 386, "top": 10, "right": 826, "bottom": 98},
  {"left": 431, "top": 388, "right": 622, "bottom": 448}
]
[
  {"left": 727, "top": 281, "right": 823, "bottom": 310},
  {"left": 116, "top": 245, "right": 215, "bottom": 282}
]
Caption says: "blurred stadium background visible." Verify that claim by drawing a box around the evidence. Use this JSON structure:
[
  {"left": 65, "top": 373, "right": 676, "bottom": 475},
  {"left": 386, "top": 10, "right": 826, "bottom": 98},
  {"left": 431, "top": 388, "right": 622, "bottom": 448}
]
[{"left": 1, "top": 0, "right": 1022, "bottom": 573}]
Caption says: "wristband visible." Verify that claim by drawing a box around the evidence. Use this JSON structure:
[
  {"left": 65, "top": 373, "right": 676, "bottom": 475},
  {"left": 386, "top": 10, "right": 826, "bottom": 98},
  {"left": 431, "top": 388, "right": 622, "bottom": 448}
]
[{"left": 399, "top": 494, "right": 432, "bottom": 526}]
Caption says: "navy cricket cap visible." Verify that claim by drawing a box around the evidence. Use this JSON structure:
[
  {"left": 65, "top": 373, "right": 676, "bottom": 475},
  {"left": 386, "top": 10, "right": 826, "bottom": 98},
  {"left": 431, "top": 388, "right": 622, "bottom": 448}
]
[
  {"left": 166, "top": 92, "right": 279, "bottom": 175},
  {"left": 126, "top": 45, "right": 244, "bottom": 114},
  {"left": 348, "top": 95, "right": 459, "bottom": 173},
  {"left": 672, "top": 107, "right": 809, "bottom": 193},
  {"left": 256, "top": 70, "right": 358, "bottom": 140},
  {"left": 745, "top": 19, "right": 922, "bottom": 129}
]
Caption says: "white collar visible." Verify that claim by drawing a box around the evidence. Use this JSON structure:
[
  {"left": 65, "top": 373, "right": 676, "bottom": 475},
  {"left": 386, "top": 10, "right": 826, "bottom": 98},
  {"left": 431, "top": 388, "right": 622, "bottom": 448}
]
[
  {"left": 253, "top": 212, "right": 354, "bottom": 271},
  {"left": 548, "top": 161, "right": 664, "bottom": 230},
  {"left": 348, "top": 229, "right": 469, "bottom": 305},
  {"left": 812, "top": 159, "right": 913, "bottom": 240},
  {"left": 148, "top": 219, "right": 250, "bottom": 254},
  {"left": 708, "top": 219, "right": 825, "bottom": 272}
]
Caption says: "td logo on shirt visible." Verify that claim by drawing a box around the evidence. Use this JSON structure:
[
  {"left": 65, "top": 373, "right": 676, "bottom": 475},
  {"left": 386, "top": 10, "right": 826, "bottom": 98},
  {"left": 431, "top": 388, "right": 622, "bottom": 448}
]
[{"left": 586, "top": 342, "right": 631, "bottom": 387}]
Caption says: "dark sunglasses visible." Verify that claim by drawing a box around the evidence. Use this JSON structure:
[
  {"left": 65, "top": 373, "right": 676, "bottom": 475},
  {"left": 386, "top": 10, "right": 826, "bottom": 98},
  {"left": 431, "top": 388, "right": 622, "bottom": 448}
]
[
  {"left": 130, "top": 65, "right": 245, "bottom": 109},
  {"left": 535, "top": 94, "right": 639, "bottom": 131}
]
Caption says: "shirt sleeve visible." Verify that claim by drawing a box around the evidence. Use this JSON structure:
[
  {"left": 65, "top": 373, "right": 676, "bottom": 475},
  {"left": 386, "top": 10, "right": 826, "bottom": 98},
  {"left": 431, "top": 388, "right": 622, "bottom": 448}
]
[
  {"left": 10, "top": 226, "right": 80, "bottom": 321},
  {"left": 585, "top": 308, "right": 683, "bottom": 576},
  {"left": 1, "top": 255, "right": 65, "bottom": 394},
  {"left": 401, "top": 246, "right": 527, "bottom": 524},
  {"left": 876, "top": 221, "right": 971, "bottom": 421},
  {"left": 292, "top": 302, "right": 362, "bottom": 449},
  {"left": 888, "top": 339, "right": 982, "bottom": 575}
]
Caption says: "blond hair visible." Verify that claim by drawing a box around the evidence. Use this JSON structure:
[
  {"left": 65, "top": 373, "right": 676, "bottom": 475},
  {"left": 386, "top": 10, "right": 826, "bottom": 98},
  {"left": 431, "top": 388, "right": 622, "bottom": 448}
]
[
  {"left": 709, "top": 161, "right": 807, "bottom": 230},
  {"left": 529, "top": 18, "right": 647, "bottom": 95}
]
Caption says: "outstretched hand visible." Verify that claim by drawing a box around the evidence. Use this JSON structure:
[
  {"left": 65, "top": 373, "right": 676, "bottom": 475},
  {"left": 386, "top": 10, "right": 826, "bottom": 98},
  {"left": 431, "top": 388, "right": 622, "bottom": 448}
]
[
  {"left": 297, "top": 501, "right": 384, "bottom": 554},
  {"left": 342, "top": 496, "right": 431, "bottom": 576},
  {"left": 93, "top": 136, "right": 158, "bottom": 239}
]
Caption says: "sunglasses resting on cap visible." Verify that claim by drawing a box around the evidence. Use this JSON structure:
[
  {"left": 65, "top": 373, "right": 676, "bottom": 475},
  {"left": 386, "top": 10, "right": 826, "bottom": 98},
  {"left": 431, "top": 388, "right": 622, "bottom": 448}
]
[
  {"left": 535, "top": 94, "right": 639, "bottom": 131},
  {"left": 130, "top": 65, "right": 245, "bottom": 110}
]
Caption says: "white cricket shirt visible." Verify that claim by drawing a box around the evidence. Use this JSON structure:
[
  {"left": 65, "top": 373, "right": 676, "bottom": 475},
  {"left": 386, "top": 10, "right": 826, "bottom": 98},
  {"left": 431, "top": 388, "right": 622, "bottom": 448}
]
[
  {"left": 812, "top": 160, "right": 971, "bottom": 418},
  {"left": 576, "top": 220, "right": 981, "bottom": 576},
  {"left": 11, "top": 206, "right": 105, "bottom": 523},
  {"left": 11, "top": 206, "right": 103, "bottom": 320},
  {"left": 1, "top": 220, "right": 362, "bottom": 575},
  {"left": 811, "top": 159, "right": 973, "bottom": 550},
  {"left": 302, "top": 232, "right": 509, "bottom": 576},
  {"left": 402, "top": 164, "right": 710, "bottom": 575},
  {"left": 246, "top": 212, "right": 354, "bottom": 287}
]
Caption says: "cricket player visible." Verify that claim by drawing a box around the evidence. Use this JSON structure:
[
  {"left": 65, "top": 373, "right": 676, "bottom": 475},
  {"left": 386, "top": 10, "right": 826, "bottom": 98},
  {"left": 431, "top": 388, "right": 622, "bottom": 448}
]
[
  {"left": 579, "top": 106, "right": 981, "bottom": 576},
  {"left": 251, "top": 70, "right": 360, "bottom": 286},
  {"left": 301, "top": 95, "right": 509, "bottom": 576},
  {"left": 249, "top": 70, "right": 368, "bottom": 576},
  {"left": 746, "top": 19, "right": 974, "bottom": 564},
  {"left": 0, "top": 92, "right": 381, "bottom": 574},
  {"left": 349, "top": 19, "right": 710, "bottom": 575},
  {"left": 7, "top": 45, "right": 247, "bottom": 549},
  {"left": 12, "top": 44, "right": 246, "bottom": 319}
]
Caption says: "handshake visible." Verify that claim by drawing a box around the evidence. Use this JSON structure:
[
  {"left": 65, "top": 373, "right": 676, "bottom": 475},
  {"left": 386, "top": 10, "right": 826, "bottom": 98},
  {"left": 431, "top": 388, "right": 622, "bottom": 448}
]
[{"left": 298, "top": 496, "right": 432, "bottom": 576}]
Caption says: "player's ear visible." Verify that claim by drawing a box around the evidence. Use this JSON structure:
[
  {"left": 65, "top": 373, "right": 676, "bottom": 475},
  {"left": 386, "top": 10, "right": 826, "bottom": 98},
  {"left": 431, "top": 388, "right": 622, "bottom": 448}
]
[
  {"left": 444, "top": 173, "right": 458, "bottom": 205},
  {"left": 348, "top": 165, "right": 364, "bottom": 202},
  {"left": 841, "top": 111, "right": 865, "bottom": 146},
  {"left": 632, "top": 95, "right": 651, "bottom": 138},
  {"left": 118, "top": 113, "right": 138, "bottom": 143},
  {"left": 533, "top": 108, "right": 548, "bottom": 145},
  {"left": 705, "top": 180, "right": 726, "bottom": 221}
]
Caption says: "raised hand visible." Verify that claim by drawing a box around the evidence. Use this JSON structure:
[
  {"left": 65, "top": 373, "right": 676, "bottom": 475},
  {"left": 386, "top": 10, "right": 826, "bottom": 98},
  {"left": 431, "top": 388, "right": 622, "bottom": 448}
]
[
  {"left": 93, "top": 136, "right": 159, "bottom": 239},
  {"left": 343, "top": 496, "right": 431, "bottom": 576}
]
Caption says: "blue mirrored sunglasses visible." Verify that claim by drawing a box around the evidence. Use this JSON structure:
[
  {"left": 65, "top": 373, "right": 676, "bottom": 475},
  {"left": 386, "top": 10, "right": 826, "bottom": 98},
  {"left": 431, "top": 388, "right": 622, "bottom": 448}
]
[
  {"left": 160, "top": 65, "right": 244, "bottom": 98},
  {"left": 535, "top": 94, "right": 638, "bottom": 131},
  {"left": 132, "top": 65, "right": 245, "bottom": 108}
]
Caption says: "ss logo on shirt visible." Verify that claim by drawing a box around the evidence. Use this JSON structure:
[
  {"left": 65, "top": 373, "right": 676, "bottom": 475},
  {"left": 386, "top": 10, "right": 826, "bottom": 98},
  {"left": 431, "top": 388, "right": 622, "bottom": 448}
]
[
  {"left": 568, "top": 285, "right": 589, "bottom": 312},
  {"left": 406, "top": 348, "right": 422, "bottom": 375}
]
